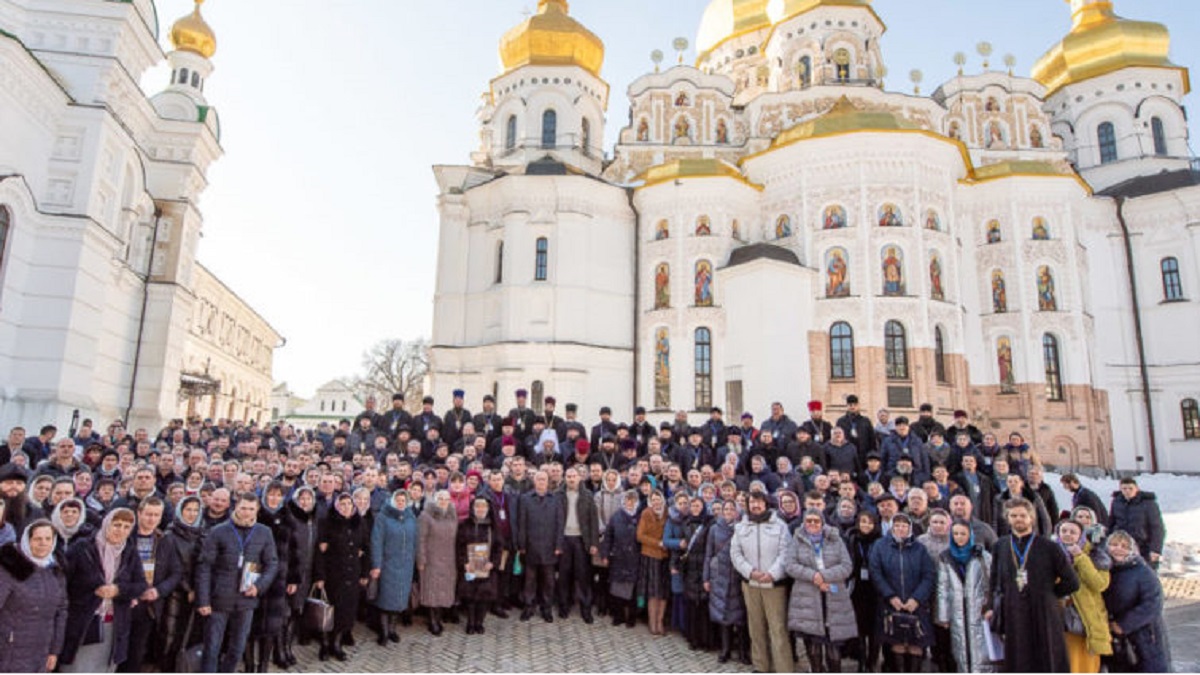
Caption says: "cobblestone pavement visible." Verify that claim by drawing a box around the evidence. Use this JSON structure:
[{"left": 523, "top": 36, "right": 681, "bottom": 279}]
[{"left": 283, "top": 603, "right": 1200, "bottom": 673}]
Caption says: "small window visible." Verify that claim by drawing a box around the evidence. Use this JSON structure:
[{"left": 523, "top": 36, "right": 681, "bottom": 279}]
[
  {"left": 1151, "top": 117, "right": 1167, "bottom": 156},
  {"left": 1098, "top": 122, "right": 1117, "bottom": 164},
  {"left": 178, "top": 68, "right": 189, "bottom": 85},
  {"left": 341, "top": 401, "right": 347, "bottom": 412},
  {"left": 505, "top": 115, "right": 517, "bottom": 151},
  {"left": 694, "top": 328, "right": 712, "bottom": 410},
  {"left": 581, "top": 118, "right": 592, "bottom": 156},
  {"left": 1183, "top": 399, "right": 1200, "bottom": 439},
  {"left": 541, "top": 109, "right": 557, "bottom": 149},
  {"left": 534, "top": 237, "right": 548, "bottom": 281},
  {"left": 531, "top": 380, "right": 545, "bottom": 414},
  {"left": 1162, "top": 257, "right": 1183, "bottom": 301},
  {"left": 885, "top": 320, "right": 908, "bottom": 380},
  {"left": 495, "top": 241, "right": 504, "bottom": 284},
  {"left": 190, "top": 72, "right": 200, "bottom": 88},
  {"left": 320, "top": 401, "right": 325, "bottom": 412},
  {"left": 797, "top": 55, "right": 812, "bottom": 88},
  {"left": 830, "top": 322, "right": 855, "bottom": 379},
  {"left": 935, "top": 326, "right": 948, "bottom": 384},
  {"left": 1043, "top": 334, "right": 1064, "bottom": 401}
]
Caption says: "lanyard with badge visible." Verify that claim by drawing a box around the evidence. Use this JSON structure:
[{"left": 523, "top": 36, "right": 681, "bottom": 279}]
[
  {"left": 1011, "top": 535, "right": 1033, "bottom": 591},
  {"left": 235, "top": 526, "right": 250, "bottom": 570}
]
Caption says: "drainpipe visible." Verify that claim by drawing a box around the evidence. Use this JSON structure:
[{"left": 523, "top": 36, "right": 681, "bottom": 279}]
[
  {"left": 124, "top": 206, "right": 163, "bottom": 426},
  {"left": 627, "top": 187, "right": 639, "bottom": 413},
  {"left": 1114, "top": 196, "right": 1158, "bottom": 473}
]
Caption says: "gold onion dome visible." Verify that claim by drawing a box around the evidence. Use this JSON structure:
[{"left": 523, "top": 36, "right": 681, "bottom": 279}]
[
  {"left": 499, "top": 0, "right": 604, "bottom": 77},
  {"left": 765, "top": 0, "right": 874, "bottom": 24},
  {"left": 1032, "top": 0, "right": 1188, "bottom": 98},
  {"left": 169, "top": 0, "right": 216, "bottom": 59},
  {"left": 773, "top": 96, "right": 918, "bottom": 146},
  {"left": 697, "top": 0, "right": 771, "bottom": 55}
]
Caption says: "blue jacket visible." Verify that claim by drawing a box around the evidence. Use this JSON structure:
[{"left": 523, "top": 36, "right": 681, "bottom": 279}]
[
  {"left": 869, "top": 534, "right": 936, "bottom": 645},
  {"left": 1108, "top": 491, "right": 1165, "bottom": 558},
  {"left": 370, "top": 502, "right": 419, "bottom": 613},
  {"left": 881, "top": 433, "right": 927, "bottom": 477},
  {"left": 1104, "top": 555, "right": 1171, "bottom": 673},
  {"left": 703, "top": 518, "right": 746, "bottom": 626},
  {"left": 196, "top": 521, "right": 279, "bottom": 613}
]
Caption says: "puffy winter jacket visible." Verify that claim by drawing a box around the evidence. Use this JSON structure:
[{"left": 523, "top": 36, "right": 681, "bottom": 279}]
[
  {"left": 785, "top": 526, "right": 857, "bottom": 642},
  {"left": 935, "top": 546, "right": 994, "bottom": 673},
  {"left": 1108, "top": 491, "right": 1165, "bottom": 559},
  {"left": 704, "top": 518, "right": 746, "bottom": 626},
  {"left": 0, "top": 543, "right": 67, "bottom": 672},
  {"left": 730, "top": 512, "right": 793, "bottom": 586},
  {"left": 1104, "top": 555, "right": 1171, "bottom": 673}
]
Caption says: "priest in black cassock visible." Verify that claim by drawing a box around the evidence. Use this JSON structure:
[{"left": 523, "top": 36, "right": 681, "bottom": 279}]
[{"left": 988, "top": 496, "right": 1079, "bottom": 672}]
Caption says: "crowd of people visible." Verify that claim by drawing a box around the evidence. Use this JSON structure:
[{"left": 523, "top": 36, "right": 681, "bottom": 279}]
[{"left": 0, "top": 388, "right": 1175, "bottom": 673}]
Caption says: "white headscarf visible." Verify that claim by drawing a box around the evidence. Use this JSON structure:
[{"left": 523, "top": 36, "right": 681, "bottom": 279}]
[{"left": 20, "top": 520, "right": 57, "bottom": 569}]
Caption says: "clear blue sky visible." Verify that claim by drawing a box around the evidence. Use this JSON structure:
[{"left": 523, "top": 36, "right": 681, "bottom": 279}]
[{"left": 145, "top": 0, "right": 1199, "bottom": 398}]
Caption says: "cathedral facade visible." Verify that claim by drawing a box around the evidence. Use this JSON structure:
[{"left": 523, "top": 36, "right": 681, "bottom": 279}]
[
  {"left": 0, "top": 0, "right": 280, "bottom": 429},
  {"left": 429, "top": 0, "right": 1200, "bottom": 474}
]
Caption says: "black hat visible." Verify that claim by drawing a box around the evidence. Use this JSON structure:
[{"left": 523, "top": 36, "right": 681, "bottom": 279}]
[
  {"left": 896, "top": 455, "right": 914, "bottom": 464},
  {"left": 634, "top": 406, "right": 646, "bottom": 415},
  {"left": 846, "top": 394, "right": 860, "bottom": 405},
  {"left": 659, "top": 421, "right": 672, "bottom": 430},
  {"left": 619, "top": 438, "right": 637, "bottom": 451},
  {"left": 710, "top": 407, "right": 723, "bottom": 414},
  {"left": 599, "top": 406, "right": 612, "bottom": 416},
  {"left": 0, "top": 464, "right": 30, "bottom": 483},
  {"left": 483, "top": 394, "right": 496, "bottom": 403},
  {"left": 866, "top": 451, "right": 882, "bottom": 461},
  {"left": 544, "top": 396, "right": 556, "bottom": 405},
  {"left": 392, "top": 393, "right": 405, "bottom": 402},
  {"left": 919, "top": 403, "right": 933, "bottom": 412},
  {"left": 894, "top": 416, "right": 910, "bottom": 425},
  {"left": 565, "top": 403, "right": 577, "bottom": 412},
  {"left": 422, "top": 396, "right": 434, "bottom": 405}
]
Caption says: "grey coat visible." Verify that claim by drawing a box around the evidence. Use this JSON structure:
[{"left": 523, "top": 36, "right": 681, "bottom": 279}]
[
  {"left": 0, "top": 543, "right": 67, "bottom": 672},
  {"left": 935, "top": 547, "right": 994, "bottom": 673},
  {"left": 785, "top": 526, "right": 857, "bottom": 642},
  {"left": 417, "top": 505, "right": 459, "bottom": 608},
  {"left": 704, "top": 518, "right": 746, "bottom": 626}
]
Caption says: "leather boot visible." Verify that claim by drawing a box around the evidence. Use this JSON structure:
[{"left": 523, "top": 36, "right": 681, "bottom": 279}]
[
  {"left": 738, "top": 627, "right": 751, "bottom": 665},
  {"left": 474, "top": 603, "right": 487, "bottom": 634},
  {"left": 387, "top": 613, "right": 400, "bottom": 643},
  {"left": 806, "top": 642, "right": 824, "bottom": 673},
  {"left": 255, "top": 637, "right": 271, "bottom": 673},
  {"left": 317, "top": 634, "right": 329, "bottom": 662},
  {"left": 243, "top": 637, "right": 256, "bottom": 673},
  {"left": 378, "top": 613, "right": 391, "bottom": 646},
  {"left": 445, "top": 605, "right": 460, "bottom": 624},
  {"left": 282, "top": 623, "right": 298, "bottom": 667},
  {"left": 825, "top": 644, "right": 842, "bottom": 674},
  {"left": 271, "top": 635, "right": 289, "bottom": 669},
  {"left": 718, "top": 625, "right": 733, "bottom": 663},
  {"left": 429, "top": 608, "right": 444, "bottom": 636},
  {"left": 906, "top": 653, "right": 924, "bottom": 673},
  {"left": 330, "top": 633, "right": 348, "bottom": 662}
]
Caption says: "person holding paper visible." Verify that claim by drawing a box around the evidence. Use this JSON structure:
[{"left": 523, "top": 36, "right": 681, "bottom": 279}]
[{"left": 456, "top": 496, "right": 501, "bottom": 635}]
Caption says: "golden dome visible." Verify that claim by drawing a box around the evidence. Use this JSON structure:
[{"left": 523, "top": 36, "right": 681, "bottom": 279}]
[
  {"left": 169, "top": 0, "right": 216, "bottom": 59},
  {"left": 499, "top": 0, "right": 604, "bottom": 77},
  {"left": 636, "top": 158, "right": 763, "bottom": 191},
  {"left": 771, "top": 96, "right": 918, "bottom": 146},
  {"left": 1032, "top": 0, "right": 1189, "bottom": 98},
  {"left": 765, "top": 0, "right": 873, "bottom": 24},
  {"left": 696, "top": 0, "right": 771, "bottom": 57}
]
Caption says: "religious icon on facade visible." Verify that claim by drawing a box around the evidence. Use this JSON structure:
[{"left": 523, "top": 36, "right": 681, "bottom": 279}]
[
  {"left": 925, "top": 209, "right": 941, "bottom": 231},
  {"left": 986, "top": 122, "right": 1006, "bottom": 149},
  {"left": 1032, "top": 217, "right": 1049, "bottom": 240},
  {"left": 695, "top": 215, "right": 711, "bottom": 236},
  {"left": 882, "top": 247, "right": 904, "bottom": 296},
  {"left": 826, "top": 248, "right": 849, "bottom": 298},
  {"left": 985, "top": 97, "right": 1000, "bottom": 112},
  {"left": 824, "top": 205, "right": 847, "bottom": 230},
  {"left": 674, "top": 116, "right": 691, "bottom": 141},
  {"left": 654, "top": 327, "right": 670, "bottom": 409},
  {"left": 948, "top": 121, "right": 961, "bottom": 140},
  {"left": 695, "top": 260, "right": 713, "bottom": 306},
  {"left": 986, "top": 219, "right": 1002, "bottom": 244},
  {"left": 637, "top": 119, "right": 649, "bottom": 142},
  {"left": 997, "top": 336, "right": 1017, "bottom": 393},
  {"left": 1037, "top": 266, "right": 1057, "bottom": 311},
  {"left": 675, "top": 92, "right": 689, "bottom": 107},
  {"left": 879, "top": 203, "right": 903, "bottom": 228},
  {"left": 655, "top": 219, "right": 669, "bottom": 241},
  {"left": 716, "top": 119, "right": 729, "bottom": 144},
  {"left": 731, "top": 219, "right": 742, "bottom": 241},
  {"left": 776, "top": 214, "right": 793, "bottom": 239},
  {"left": 929, "top": 253, "right": 944, "bottom": 301},
  {"left": 1030, "top": 126, "right": 1044, "bottom": 148},
  {"left": 654, "top": 263, "right": 670, "bottom": 309},
  {"left": 992, "top": 269, "right": 1007, "bottom": 313}
]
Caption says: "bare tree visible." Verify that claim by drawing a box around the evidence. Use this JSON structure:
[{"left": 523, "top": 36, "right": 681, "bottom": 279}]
[{"left": 347, "top": 338, "right": 429, "bottom": 409}]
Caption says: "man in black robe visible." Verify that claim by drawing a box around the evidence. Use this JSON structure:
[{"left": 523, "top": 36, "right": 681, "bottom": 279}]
[{"left": 989, "top": 497, "right": 1078, "bottom": 672}]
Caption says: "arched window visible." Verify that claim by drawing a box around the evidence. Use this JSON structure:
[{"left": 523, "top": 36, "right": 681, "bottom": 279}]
[
  {"left": 1183, "top": 399, "right": 1200, "bottom": 439},
  {"left": 834, "top": 48, "right": 851, "bottom": 82},
  {"left": 884, "top": 320, "right": 908, "bottom": 380},
  {"left": 190, "top": 72, "right": 200, "bottom": 88},
  {"left": 1162, "top": 257, "right": 1183, "bottom": 300},
  {"left": 798, "top": 55, "right": 812, "bottom": 88},
  {"left": 531, "top": 380, "right": 545, "bottom": 414},
  {"left": 505, "top": 115, "right": 517, "bottom": 151},
  {"left": 830, "top": 322, "right": 855, "bottom": 379},
  {"left": 534, "top": 237, "right": 548, "bottom": 281},
  {"left": 178, "top": 68, "right": 189, "bottom": 84},
  {"left": 541, "top": 109, "right": 557, "bottom": 149},
  {"left": 935, "top": 326, "right": 948, "bottom": 384},
  {"left": 1151, "top": 117, "right": 1167, "bottom": 156},
  {"left": 694, "top": 328, "right": 712, "bottom": 410},
  {"left": 320, "top": 400, "right": 325, "bottom": 412},
  {"left": 581, "top": 118, "right": 592, "bottom": 156},
  {"left": 494, "top": 241, "right": 504, "bottom": 284},
  {"left": 1043, "top": 334, "right": 1064, "bottom": 401},
  {"left": 1098, "top": 122, "right": 1117, "bottom": 164}
]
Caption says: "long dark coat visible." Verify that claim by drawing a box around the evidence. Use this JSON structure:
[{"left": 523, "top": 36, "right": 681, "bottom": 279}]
[
  {"left": 517, "top": 491, "right": 563, "bottom": 566},
  {"left": 1107, "top": 491, "right": 1165, "bottom": 559},
  {"left": 599, "top": 508, "right": 641, "bottom": 600},
  {"left": 60, "top": 535, "right": 149, "bottom": 667},
  {"left": 703, "top": 517, "right": 746, "bottom": 626},
  {"left": 868, "top": 534, "right": 936, "bottom": 647},
  {"left": 254, "top": 503, "right": 294, "bottom": 637},
  {"left": 848, "top": 527, "right": 882, "bottom": 641},
  {"left": 417, "top": 505, "right": 459, "bottom": 608},
  {"left": 665, "top": 513, "right": 711, "bottom": 602},
  {"left": 158, "top": 517, "right": 204, "bottom": 655},
  {"left": 313, "top": 509, "right": 369, "bottom": 633},
  {"left": 370, "top": 502, "right": 418, "bottom": 613},
  {"left": 456, "top": 513, "right": 502, "bottom": 602},
  {"left": 1104, "top": 555, "right": 1171, "bottom": 673},
  {"left": 990, "top": 533, "right": 1079, "bottom": 672},
  {"left": 286, "top": 498, "right": 318, "bottom": 615},
  {"left": 0, "top": 543, "right": 68, "bottom": 672}
]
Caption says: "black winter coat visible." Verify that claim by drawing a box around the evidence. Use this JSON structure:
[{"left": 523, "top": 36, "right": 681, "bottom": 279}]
[
  {"left": 254, "top": 504, "right": 294, "bottom": 636},
  {"left": 0, "top": 543, "right": 67, "bottom": 672},
  {"left": 286, "top": 499, "right": 318, "bottom": 614},
  {"left": 456, "top": 516, "right": 502, "bottom": 602},
  {"left": 1108, "top": 491, "right": 1165, "bottom": 559},
  {"left": 195, "top": 521, "right": 279, "bottom": 613},
  {"left": 313, "top": 509, "right": 369, "bottom": 633},
  {"left": 517, "top": 491, "right": 563, "bottom": 566},
  {"left": 60, "top": 536, "right": 149, "bottom": 667},
  {"left": 599, "top": 508, "right": 641, "bottom": 595},
  {"left": 1104, "top": 555, "right": 1171, "bottom": 673}
]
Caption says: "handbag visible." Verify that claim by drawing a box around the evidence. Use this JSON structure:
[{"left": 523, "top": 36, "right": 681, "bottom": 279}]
[
  {"left": 1063, "top": 603, "right": 1086, "bottom": 636},
  {"left": 303, "top": 586, "right": 335, "bottom": 634},
  {"left": 175, "top": 612, "right": 204, "bottom": 674},
  {"left": 882, "top": 609, "right": 924, "bottom": 644}
]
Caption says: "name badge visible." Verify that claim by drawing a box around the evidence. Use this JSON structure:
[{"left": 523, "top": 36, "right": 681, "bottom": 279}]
[
  {"left": 851, "top": 428, "right": 858, "bottom": 438},
  {"left": 499, "top": 510, "right": 507, "bottom": 521},
  {"left": 238, "top": 554, "right": 245, "bottom": 569},
  {"left": 860, "top": 568, "right": 869, "bottom": 581}
]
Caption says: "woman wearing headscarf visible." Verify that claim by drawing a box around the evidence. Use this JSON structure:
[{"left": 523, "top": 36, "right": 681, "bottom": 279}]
[
  {"left": 59, "top": 507, "right": 147, "bottom": 673},
  {"left": 1103, "top": 530, "right": 1170, "bottom": 673},
  {"left": 417, "top": 489, "right": 459, "bottom": 635},
  {"left": 676, "top": 496, "right": 714, "bottom": 650},
  {"left": 28, "top": 475, "right": 54, "bottom": 511},
  {"left": 0, "top": 519, "right": 68, "bottom": 673},
  {"left": 918, "top": 508, "right": 954, "bottom": 671},
  {"left": 868, "top": 512, "right": 936, "bottom": 673},
  {"left": 313, "top": 493, "right": 369, "bottom": 661},
  {"left": 934, "top": 519, "right": 993, "bottom": 673},
  {"left": 704, "top": 498, "right": 749, "bottom": 664},
  {"left": 1071, "top": 506, "right": 1107, "bottom": 548},
  {"left": 158, "top": 495, "right": 205, "bottom": 671},
  {"left": 636, "top": 489, "right": 671, "bottom": 636},
  {"left": 286, "top": 485, "right": 318, "bottom": 653},
  {"left": 663, "top": 491, "right": 693, "bottom": 634},
  {"left": 1055, "top": 519, "right": 1112, "bottom": 673},
  {"left": 600, "top": 489, "right": 643, "bottom": 629},
  {"left": 593, "top": 468, "right": 624, "bottom": 617},
  {"left": 786, "top": 509, "right": 857, "bottom": 673},
  {"left": 848, "top": 510, "right": 882, "bottom": 672},
  {"left": 251, "top": 481, "right": 294, "bottom": 670},
  {"left": 352, "top": 485, "right": 380, "bottom": 639},
  {"left": 456, "top": 496, "right": 502, "bottom": 635},
  {"left": 51, "top": 497, "right": 93, "bottom": 555},
  {"left": 371, "top": 489, "right": 419, "bottom": 644}
]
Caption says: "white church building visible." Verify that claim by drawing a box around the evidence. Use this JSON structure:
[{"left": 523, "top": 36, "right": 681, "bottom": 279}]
[{"left": 429, "top": 0, "right": 1200, "bottom": 474}]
